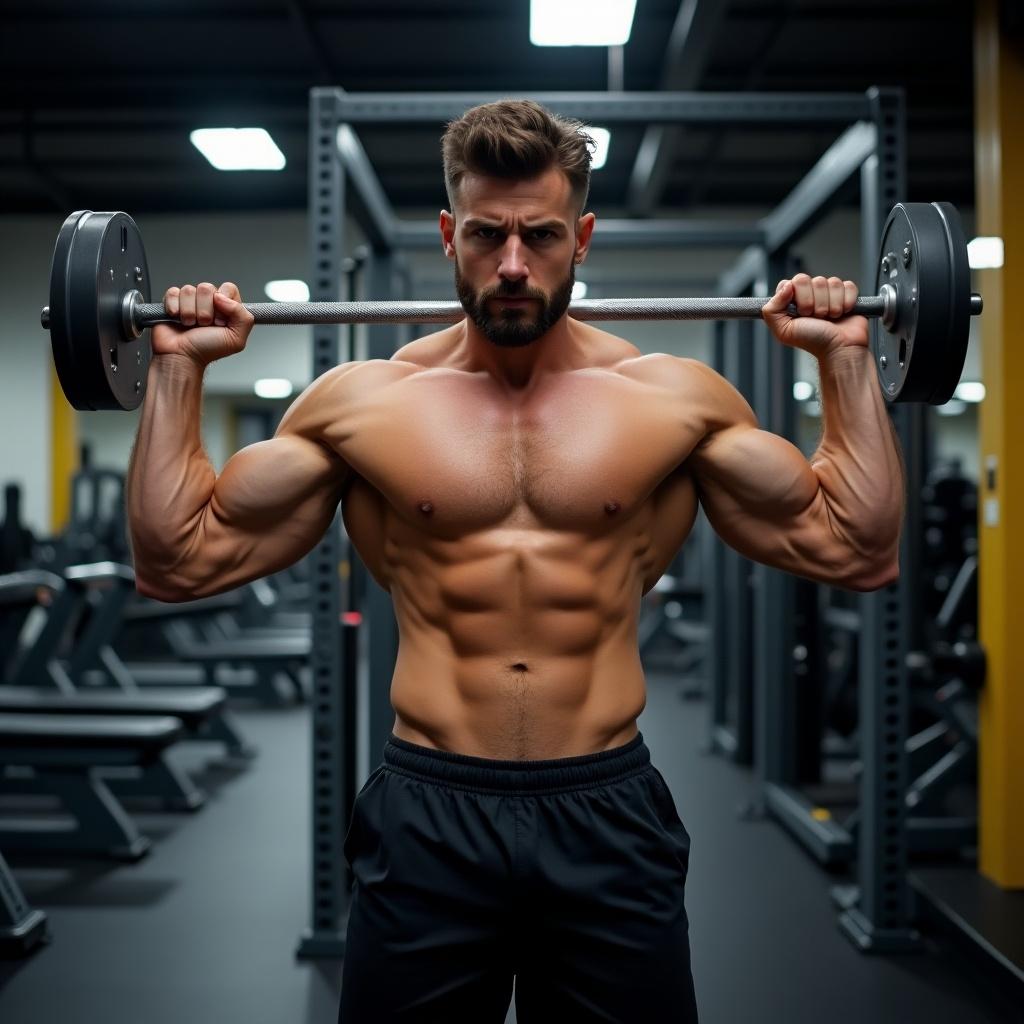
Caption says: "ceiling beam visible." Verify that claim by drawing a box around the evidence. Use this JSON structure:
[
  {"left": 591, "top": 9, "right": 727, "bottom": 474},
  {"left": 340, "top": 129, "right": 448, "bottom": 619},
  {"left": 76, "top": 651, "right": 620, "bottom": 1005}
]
[
  {"left": 758, "top": 120, "right": 877, "bottom": 253},
  {"left": 687, "top": 1, "right": 796, "bottom": 207},
  {"left": 286, "top": 0, "right": 337, "bottom": 84},
  {"left": 625, "top": 0, "right": 729, "bottom": 216},
  {"left": 21, "top": 108, "right": 71, "bottom": 211}
]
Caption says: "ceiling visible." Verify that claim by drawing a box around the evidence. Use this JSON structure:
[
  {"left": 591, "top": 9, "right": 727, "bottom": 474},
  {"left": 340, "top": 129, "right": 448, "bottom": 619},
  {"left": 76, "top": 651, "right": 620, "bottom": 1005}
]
[{"left": 0, "top": 0, "right": 976, "bottom": 218}]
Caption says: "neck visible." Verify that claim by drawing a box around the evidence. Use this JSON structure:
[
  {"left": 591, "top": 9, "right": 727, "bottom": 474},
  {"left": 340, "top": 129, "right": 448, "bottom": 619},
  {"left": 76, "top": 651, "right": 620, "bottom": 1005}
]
[{"left": 456, "top": 314, "right": 580, "bottom": 391}]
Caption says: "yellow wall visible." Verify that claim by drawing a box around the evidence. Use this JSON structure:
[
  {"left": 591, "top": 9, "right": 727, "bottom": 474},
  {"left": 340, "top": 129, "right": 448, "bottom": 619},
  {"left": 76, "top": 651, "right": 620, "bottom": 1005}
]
[
  {"left": 974, "top": 0, "right": 1024, "bottom": 888},
  {"left": 49, "top": 364, "right": 78, "bottom": 533}
]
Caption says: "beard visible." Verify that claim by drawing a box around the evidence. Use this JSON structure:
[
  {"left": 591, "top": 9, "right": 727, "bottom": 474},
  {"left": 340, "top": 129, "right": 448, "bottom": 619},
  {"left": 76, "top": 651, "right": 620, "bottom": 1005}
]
[{"left": 454, "top": 260, "right": 575, "bottom": 348}]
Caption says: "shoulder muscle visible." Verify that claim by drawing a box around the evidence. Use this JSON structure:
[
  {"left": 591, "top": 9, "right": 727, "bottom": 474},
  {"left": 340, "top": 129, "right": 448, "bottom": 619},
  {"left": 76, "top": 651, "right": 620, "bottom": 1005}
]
[
  {"left": 276, "top": 359, "right": 418, "bottom": 441},
  {"left": 615, "top": 354, "right": 756, "bottom": 439}
]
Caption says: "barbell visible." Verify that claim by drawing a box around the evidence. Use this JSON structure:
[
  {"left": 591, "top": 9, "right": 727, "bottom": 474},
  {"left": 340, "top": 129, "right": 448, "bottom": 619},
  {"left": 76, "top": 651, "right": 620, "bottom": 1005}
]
[{"left": 42, "top": 202, "right": 981, "bottom": 413}]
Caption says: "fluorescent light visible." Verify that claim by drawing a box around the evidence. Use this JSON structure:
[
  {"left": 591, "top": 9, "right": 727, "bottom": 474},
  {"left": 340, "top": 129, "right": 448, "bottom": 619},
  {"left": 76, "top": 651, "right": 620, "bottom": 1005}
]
[
  {"left": 265, "top": 279, "right": 310, "bottom": 302},
  {"left": 530, "top": 0, "right": 637, "bottom": 45},
  {"left": 571, "top": 281, "right": 588, "bottom": 300},
  {"left": 191, "top": 128, "right": 286, "bottom": 171},
  {"left": 954, "top": 381, "right": 985, "bottom": 403},
  {"left": 254, "top": 378, "right": 294, "bottom": 399},
  {"left": 936, "top": 399, "right": 967, "bottom": 416},
  {"left": 587, "top": 127, "right": 611, "bottom": 170},
  {"left": 793, "top": 380, "right": 815, "bottom": 401},
  {"left": 967, "top": 236, "right": 1003, "bottom": 269}
]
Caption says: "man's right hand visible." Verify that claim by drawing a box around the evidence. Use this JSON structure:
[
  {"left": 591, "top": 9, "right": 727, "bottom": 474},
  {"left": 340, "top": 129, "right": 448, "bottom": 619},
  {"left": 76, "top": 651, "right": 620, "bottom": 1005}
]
[{"left": 153, "top": 281, "right": 255, "bottom": 366}]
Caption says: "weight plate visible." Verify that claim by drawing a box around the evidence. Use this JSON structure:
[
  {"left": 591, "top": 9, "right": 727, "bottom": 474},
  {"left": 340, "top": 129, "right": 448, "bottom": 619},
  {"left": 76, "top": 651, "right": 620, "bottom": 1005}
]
[
  {"left": 873, "top": 202, "right": 970, "bottom": 405},
  {"left": 48, "top": 211, "right": 90, "bottom": 412},
  {"left": 926, "top": 202, "right": 971, "bottom": 405},
  {"left": 48, "top": 210, "right": 151, "bottom": 411}
]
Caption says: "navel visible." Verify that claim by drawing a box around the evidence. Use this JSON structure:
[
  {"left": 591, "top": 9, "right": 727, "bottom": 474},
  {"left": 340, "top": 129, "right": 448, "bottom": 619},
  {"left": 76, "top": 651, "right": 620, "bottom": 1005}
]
[{"left": 509, "top": 662, "right": 529, "bottom": 673}]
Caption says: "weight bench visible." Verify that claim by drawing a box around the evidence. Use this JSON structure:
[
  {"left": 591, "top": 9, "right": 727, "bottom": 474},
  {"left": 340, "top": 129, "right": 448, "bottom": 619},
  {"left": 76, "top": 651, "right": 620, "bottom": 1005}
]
[
  {"left": 121, "top": 577, "right": 307, "bottom": 654},
  {"left": 0, "top": 566, "right": 256, "bottom": 763},
  {"left": 0, "top": 687, "right": 250, "bottom": 810},
  {"left": 0, "top": 713, "right": 183, "bottom": 860},
  {"left": 70, "top": 567, "right": 307, "bottom": 705},
  {"left": 0, "top": 847, "right": 49, "bottom": 957},
  {"left": 210, "top": 575, "right": 310, "bottom": 634},
  {"left": 161, "top": 618, "right": 309, "bottom": 705},
  {"left": 142, "top": 575, "right": 312, "bottom": 661}
]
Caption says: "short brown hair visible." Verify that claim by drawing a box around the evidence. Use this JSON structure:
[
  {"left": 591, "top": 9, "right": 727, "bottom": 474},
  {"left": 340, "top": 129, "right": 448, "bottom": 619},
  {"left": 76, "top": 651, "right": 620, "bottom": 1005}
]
[{"left": 441, "top": 99, "right": 595, "bottom": 214}]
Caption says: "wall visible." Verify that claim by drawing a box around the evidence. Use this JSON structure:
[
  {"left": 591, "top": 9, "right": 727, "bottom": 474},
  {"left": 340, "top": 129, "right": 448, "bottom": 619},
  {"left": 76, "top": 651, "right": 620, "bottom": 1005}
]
[
  {"left": 79, "top": 397, "right": 236, "bottom": 476},
  {"left": 0, "top": 215, "right": 64, "bottom": 533},
  {"left": 0, "top": 204, "right": 984, "bottom": 533}
]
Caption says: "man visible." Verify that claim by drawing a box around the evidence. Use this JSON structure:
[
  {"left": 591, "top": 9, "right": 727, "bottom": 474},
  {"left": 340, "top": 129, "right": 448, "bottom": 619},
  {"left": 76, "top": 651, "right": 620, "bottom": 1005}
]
[{"left": 127, "top": 100, "right": 904, "bottom": 1022}]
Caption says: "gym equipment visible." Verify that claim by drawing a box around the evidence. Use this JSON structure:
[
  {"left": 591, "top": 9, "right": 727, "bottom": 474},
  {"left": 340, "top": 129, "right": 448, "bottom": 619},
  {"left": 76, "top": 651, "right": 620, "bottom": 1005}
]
[
  {"left": 0, "top": 849, "right": 49, "bottom": 957},
  {"left": 0, "top": 713, "right": 183, "bottom": 860},
  {"left": 873, "top": 203, "right": 974, "bottom": 404},
  {"left": 160, "top": 618, "right": 309, "bottom": 706},
  {"left": 0, "top": 568, "right": 202, "bottom": 811},
  {"left": 0, "top": 485, "right": 35, "bottom": 576},
  {"left": 0, "top": 686, "right": 239, "bottom": 757},
  {"left": 42, "top": 204, "right": 982, "bottom": 411},
  {"left": 0, "top": 565, "right": 256, "bottom": 760}
]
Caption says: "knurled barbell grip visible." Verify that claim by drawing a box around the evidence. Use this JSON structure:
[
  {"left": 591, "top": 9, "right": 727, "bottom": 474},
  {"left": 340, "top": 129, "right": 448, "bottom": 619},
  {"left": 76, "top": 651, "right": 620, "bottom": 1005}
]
[{"left": 129, "top": 295, "right": 890, "bottom": 329}]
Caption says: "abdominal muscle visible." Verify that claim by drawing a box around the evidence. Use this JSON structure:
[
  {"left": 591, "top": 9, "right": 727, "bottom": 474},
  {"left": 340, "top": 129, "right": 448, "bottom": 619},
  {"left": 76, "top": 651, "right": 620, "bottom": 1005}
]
[
  {"left": 342, "top": 472, "right": 699, "bottom": 761},
  {"left": 390, "top": 640, "right": 646, "bottom": 762},
  {"left": 382, "top": 524, "right": 654, "bottom": 762}
]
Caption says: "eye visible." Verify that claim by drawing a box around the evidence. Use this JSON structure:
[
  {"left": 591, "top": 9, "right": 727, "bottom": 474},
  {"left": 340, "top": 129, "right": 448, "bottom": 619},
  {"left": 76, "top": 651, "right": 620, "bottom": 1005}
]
[
  {"left": 530, "top": 229, "right": 555, "bottom": 241},
  {"left": 476, "top": 227, "right": 500, "bottom": 240}
]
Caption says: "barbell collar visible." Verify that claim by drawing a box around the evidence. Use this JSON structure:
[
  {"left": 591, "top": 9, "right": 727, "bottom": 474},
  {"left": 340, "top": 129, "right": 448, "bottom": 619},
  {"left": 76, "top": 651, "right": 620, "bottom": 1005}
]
[
  {"left": 878, "top": 283, "right": 897, "bottom": 331},
  {"left": 122, "top": 290, "right": 143, "bottom": 340}
]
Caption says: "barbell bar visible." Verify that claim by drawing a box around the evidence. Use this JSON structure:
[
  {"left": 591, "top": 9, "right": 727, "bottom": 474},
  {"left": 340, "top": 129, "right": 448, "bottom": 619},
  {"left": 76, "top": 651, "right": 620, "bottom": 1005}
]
[{"left": 41, "top": 202, "right": 981, "bottom": 413}]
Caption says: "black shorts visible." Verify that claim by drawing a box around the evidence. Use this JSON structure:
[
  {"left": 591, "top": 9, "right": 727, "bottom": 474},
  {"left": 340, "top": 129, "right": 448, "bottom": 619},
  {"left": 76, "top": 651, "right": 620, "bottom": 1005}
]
[{"left": 339, "top": 731, "right": 698, "bottom": 1023}]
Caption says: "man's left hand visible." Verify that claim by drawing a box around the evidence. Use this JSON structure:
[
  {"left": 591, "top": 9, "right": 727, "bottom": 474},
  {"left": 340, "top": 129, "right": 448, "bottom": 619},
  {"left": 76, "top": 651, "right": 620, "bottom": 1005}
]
[{"left": 761, "top": 273, "right": 869, "bottom": 358}]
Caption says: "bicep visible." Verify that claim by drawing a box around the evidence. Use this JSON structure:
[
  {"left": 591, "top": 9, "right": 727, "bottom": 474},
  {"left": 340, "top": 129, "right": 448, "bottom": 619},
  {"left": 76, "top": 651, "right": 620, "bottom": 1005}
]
[
  {"left": 686, "top": 368, "right": 864, "bottom": 587},
  {"left": 176, "top": 433, "right": 346, "bottom": 597},
  {"left": 211, "top": 432, "right": 345, "bottom": 534},
  {"left": 691, "top": 425, "right": 838, "bottom": 565}
]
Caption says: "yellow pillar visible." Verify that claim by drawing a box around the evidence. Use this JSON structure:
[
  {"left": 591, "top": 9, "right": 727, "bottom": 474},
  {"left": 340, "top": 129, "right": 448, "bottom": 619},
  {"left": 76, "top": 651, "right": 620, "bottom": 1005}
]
[
  {"left": 49, "top": 364, "right": 78, "bottom": 533},
  {"left": 974, "top": 0, "right": 1024, "bottom": 888}
]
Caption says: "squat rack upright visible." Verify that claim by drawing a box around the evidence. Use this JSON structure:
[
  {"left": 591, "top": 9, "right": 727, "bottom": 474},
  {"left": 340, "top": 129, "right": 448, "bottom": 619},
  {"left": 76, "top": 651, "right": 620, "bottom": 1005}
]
[{"left": 296, "top": 86, "right": 923, "bottom": 961}]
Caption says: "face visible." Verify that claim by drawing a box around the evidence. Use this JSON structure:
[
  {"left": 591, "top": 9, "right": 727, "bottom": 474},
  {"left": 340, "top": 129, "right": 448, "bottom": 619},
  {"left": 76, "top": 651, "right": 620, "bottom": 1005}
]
[{"left": 441, "top": 166, "right": 596, "bottom": 348}]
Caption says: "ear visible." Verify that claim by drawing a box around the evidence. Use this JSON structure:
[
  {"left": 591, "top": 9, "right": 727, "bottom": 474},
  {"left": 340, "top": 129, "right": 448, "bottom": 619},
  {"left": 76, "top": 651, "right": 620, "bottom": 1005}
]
[
  {"left": 440, "top": 210, "right": 456, "bottom": 260},
  {"left": 574, "top": 212, "right": 596, "bottom": 265}
]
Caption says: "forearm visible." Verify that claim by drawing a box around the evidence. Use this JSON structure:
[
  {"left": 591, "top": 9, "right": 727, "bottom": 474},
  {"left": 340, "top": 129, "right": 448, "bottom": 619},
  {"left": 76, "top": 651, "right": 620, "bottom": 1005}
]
[
  {"left": 811, "top": 344, "right": 905, "bottom": 568},
  {"left": 126, "top": 354, "right": 216, "bottom": 581}
]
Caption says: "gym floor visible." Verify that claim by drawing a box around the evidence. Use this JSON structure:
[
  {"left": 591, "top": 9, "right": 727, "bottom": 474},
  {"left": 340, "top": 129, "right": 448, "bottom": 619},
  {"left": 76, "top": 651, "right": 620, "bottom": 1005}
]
[{"left": 0, "top": 673, "right": 1016, "bottom": 1024}]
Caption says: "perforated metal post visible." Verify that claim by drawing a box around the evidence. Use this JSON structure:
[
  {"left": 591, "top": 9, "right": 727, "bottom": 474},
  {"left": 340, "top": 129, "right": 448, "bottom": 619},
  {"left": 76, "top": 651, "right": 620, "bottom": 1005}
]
[
  {"left": 837, "top": 86, "right": 923, "bottom": 952},
  {"left": 753, "top": 251, "right": 798, "bottom": 794},
  {"left": 704, "top": 322, "right": 729, "bottom": 753},
  {"left": 361, "top": 251, "right": 401, "bottom": 768},
  {"left": 715, "top": 316, "right": 756, "bottom": 764},
  {"left": 297, "top": 88, "right": 350, "bottom": 960},
  {"left": 340, "top": 249, "right": 371, "bottom": 790}
]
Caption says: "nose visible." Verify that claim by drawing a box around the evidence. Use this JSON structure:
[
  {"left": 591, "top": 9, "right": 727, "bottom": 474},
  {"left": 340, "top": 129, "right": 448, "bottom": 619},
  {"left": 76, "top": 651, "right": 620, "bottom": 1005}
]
[{"left": 497, "top": 235, "right": 528, "bottom": 284}]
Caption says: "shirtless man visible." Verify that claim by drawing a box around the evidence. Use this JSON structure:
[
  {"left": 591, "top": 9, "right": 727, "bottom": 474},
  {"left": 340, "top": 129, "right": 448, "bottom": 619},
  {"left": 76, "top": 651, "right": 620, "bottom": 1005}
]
[{"left": 127, "top": 100, "right": 904, "bottom": 1022}]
